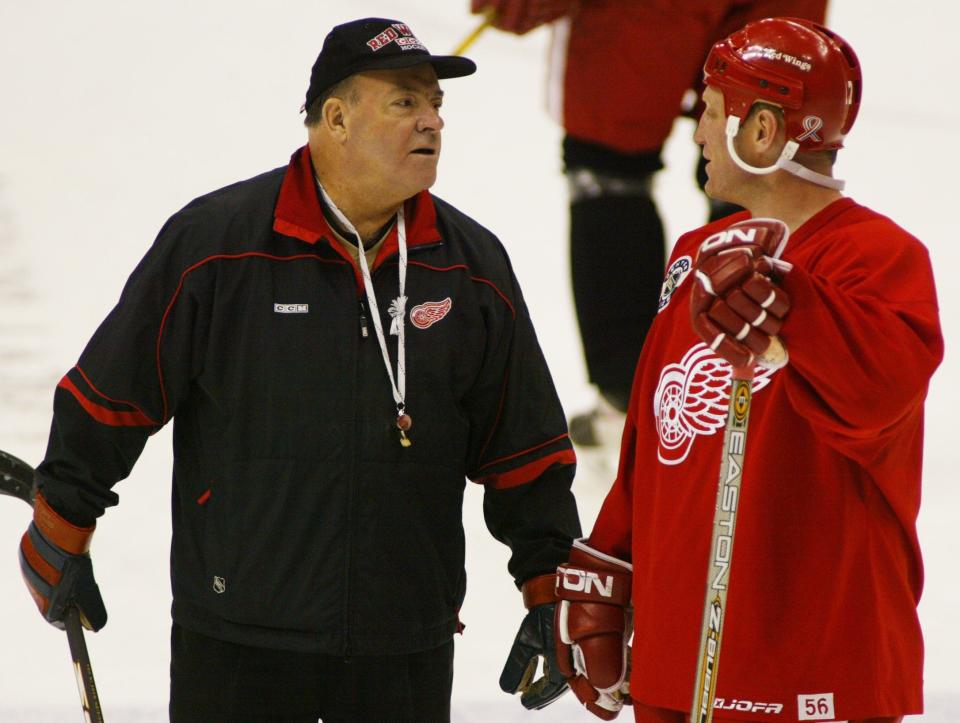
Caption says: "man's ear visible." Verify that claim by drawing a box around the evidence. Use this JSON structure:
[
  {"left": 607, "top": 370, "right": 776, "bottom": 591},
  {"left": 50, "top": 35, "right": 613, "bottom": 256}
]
[
  {"left": 322, "top": 97, "right": 348, "bottom": 141},
  {"left": 752, "top": 107, "right": 786, "bottom": 159}
]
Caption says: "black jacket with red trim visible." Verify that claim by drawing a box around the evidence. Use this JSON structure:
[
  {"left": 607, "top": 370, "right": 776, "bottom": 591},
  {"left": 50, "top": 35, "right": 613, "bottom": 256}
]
[{"left": 37, "top": 146, "right": 580, "bottom": 655}]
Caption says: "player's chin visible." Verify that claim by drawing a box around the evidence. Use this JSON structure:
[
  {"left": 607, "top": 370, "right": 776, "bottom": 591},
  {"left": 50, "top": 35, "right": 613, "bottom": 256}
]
[
  {"left": 704, "top": 185, "right": 736, "bottom": 208},
  {"left": 703, "top": 172, "right": 727, "bottom": 198}
]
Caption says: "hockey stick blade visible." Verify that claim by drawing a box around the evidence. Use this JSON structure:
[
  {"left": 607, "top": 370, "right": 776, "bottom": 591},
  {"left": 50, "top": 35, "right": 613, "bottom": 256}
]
[
  {"left": 0, "top": 448, "right": 105, "bottom": 722},
  {"left": 0, "top": 448, "right": 36, "bottom": 505}
]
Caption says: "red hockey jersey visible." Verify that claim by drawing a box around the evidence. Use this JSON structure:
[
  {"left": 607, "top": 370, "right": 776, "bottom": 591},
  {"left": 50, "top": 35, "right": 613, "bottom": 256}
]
[
  {"left": 553, "top": 0, "right": 827, "bottom": 154},
  {"left": 590, "top": 198, "right": 942, "bottom": 721}
]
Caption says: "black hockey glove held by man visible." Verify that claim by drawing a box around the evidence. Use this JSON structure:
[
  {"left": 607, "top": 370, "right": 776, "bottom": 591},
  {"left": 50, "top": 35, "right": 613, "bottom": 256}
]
[
  {"left": 500, "top": 573, "right": 569, "bottom": 709},
  {"left": 19, "top": 493, "right": 107, "bottom": 631}
]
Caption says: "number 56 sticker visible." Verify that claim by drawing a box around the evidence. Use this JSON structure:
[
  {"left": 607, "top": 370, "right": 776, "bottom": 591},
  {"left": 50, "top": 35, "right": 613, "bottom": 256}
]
[{"left": 797, "top": 692, "right": 835, "bottom": 721}]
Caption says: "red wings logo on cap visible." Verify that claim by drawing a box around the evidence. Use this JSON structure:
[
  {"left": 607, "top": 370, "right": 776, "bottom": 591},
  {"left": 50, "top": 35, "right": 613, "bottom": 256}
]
[
  {"left": 410, "top": 298, "right": 453, "bottom": 330},
  {"left": 367, "top": 23, "right": 426, "bottom": 52}
]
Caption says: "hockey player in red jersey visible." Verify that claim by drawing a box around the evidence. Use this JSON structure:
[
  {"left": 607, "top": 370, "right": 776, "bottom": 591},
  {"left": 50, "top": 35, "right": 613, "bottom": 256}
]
[
  {"left": 469, "top": 0, "right": 828, "bottom": 449},
  {"left": 540, "top": 17, "right": 943, "bottom": 723}
]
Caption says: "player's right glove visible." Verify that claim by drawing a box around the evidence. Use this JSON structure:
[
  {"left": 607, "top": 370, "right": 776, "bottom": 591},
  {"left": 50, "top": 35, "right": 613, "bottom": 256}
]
[
  {"left": 690, "top": 217, "right": 793, "bottom": 370},
  {"left": 19, "top": 493, "right": 107, "bottom": 631},
  {"left": 554, "top": 539, "right": 632, "bottom": 720},
  {"left": 471, "top": 0, "right": 575, "bottom": 35}
]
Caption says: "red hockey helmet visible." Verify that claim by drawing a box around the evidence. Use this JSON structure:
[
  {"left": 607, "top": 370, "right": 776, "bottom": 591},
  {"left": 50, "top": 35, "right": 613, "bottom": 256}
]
[{"left": 703, "top": 17, "right": 862, "bottom": 152}]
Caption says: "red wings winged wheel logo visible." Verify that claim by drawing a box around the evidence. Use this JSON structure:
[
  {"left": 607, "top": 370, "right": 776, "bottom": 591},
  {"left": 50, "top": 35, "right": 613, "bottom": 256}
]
[{"left": 410, "top": 297, "right": 453, "bottom": 330}]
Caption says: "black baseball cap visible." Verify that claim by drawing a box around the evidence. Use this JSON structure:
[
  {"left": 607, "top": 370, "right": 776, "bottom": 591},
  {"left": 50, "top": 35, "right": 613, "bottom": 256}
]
[{"left": 304, "top": 18, "right": 477, "bottom": 112}]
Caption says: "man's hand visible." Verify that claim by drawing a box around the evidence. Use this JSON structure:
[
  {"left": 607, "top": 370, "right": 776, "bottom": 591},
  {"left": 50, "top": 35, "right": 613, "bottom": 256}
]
[
  {"left": 555, "top": 539, "right": 632, "bottom": 720},
  {"left": 471, "top": 0, "right": 574, "bottom": 35},
  {"left": 19, "top": 493, "right": 106, "bottom": 631},
  {"left": 500, "top": 573, "right": 569, "bottom": 709},
  {"left": 690, "top": 218, "right": 792, "bottom": 370}
]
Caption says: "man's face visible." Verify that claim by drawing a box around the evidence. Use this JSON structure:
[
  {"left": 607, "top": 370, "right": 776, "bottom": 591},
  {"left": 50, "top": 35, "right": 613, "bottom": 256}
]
[
  {"left": 694, "top": 85, "right": 742, "bottom": 204},
  {"left": 343, "top": 64, "right": 444, "bottom": 202}
]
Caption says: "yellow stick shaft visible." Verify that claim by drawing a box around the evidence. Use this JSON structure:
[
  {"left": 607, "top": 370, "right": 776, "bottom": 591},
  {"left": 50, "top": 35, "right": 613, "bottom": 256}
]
[{"left": 452, "top": 10, "right": 496, "bottom": 55}]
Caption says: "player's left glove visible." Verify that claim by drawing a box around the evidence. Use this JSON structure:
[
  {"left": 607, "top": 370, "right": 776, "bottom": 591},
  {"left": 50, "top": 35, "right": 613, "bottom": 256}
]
[
  {"left": 690, "top": 217, "right": 793, "bottom": 370},
  {"left": 499, "top": 573, "right": 569, "bottom": 709},
  {"left": 555, "top": 539, "right": 633, "bottom": 720},
  {"left": 471, "top": 0, "right": 575, "bottom": 35}
]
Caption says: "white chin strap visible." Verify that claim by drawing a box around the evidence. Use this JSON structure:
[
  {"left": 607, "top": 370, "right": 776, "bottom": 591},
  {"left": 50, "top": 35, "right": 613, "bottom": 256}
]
[{"left": 725, "top": 115, "right": 845, "bottom": 191}]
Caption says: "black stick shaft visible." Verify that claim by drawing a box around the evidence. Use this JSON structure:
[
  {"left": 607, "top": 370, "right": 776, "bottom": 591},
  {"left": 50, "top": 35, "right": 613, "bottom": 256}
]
[{"left": 66, "top": 608, "right": 105, "bottom": 723}]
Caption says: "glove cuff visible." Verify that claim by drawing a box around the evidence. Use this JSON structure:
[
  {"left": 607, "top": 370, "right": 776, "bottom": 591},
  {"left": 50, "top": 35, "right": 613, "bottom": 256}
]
[
  {"left": 34, "top": 493, "right": 94, "bottom": 554},
  {"left": 557, "top": 539, "right": 632, "bottom": 606},
  {"left": 572, "top": 539, "right": 633, "bottom": 572},
  {"left": 521, "top": 573, "right": 557, "bottom": 609}
]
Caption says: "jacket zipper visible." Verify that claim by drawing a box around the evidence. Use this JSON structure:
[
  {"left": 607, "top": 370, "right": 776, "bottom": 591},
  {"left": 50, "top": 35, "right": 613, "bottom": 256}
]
[
  {"left": 343, "top": 271, "right": 362, "bottom": 657},
  {"left": 358, "top": 297, "right": 369, "bottom": 338},
  {"left": 342, "top": 241, "right": 438, "bottom": 652}
]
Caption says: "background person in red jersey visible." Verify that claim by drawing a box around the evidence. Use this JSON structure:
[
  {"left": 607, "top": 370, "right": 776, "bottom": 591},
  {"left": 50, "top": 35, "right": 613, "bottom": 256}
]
[
  {"left": 542, "top": 17, "right": 943, "bottom": 723},
  {"left": 468, "top": 0, "right": 828, "bottom": 451}
]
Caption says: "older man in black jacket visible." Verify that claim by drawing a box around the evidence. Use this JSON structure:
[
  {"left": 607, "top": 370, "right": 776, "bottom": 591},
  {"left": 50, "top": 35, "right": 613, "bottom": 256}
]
[{"left": 18, "top": 17, "right": 580, "bottom": 722}]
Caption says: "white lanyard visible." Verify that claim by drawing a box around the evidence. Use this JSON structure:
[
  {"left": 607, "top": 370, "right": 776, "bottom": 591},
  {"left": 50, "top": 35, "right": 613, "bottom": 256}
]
[{"left": 317, "top": 183, "right": 412, "bottom": 446}]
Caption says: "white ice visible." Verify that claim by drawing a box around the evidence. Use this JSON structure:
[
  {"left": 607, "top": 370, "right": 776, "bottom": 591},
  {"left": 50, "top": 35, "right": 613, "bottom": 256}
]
[{"left": 1, "top": 1, "right": 957, "bottom": 721}]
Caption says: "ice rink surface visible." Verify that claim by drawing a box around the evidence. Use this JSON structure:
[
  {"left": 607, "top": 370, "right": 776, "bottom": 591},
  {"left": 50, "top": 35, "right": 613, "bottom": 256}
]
[{"left": 1, "top": 1, "right": 957, "bottom": 720}]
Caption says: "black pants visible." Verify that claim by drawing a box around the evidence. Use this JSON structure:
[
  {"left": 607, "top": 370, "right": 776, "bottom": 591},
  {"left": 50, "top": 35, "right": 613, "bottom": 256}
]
[
  {"left": 169, "top": 623, "right": 455, "bottom": 723},
  {"left": 563, "top": 136, "right": 741, "bottom": 409},
  {"left": 564, "top": 136, "right": 667, "bottom": 409}
]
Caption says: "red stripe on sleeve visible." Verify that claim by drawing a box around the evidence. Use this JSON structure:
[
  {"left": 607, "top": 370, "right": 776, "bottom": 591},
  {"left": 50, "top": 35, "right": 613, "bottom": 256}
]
[
  {"left": 75, "top": 366, "right": 159, "bottom": 426},
  {"left": 479, "top": 449, "right": 577, "bottom": 490},
  {"left": 58, "top": 375, "right": 157, "bottom": 428},
  {"left": 479, "top": 433, "right": 572, "bottom": 471}
]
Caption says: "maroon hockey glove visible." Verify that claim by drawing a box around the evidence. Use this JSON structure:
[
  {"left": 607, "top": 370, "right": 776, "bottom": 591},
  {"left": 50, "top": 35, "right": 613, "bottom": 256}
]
[
  {"left": 555, "top": 540, "right": 632, "bottom": 720},
  {"left": 19, "top": 493, "right": 107, "bottom": 631},
  {"left": 471, "top": 0, "right": 575, "bottom": 35},
  {"left": 500, "top": 574, "right": 569, "bottom": 709},
  {"left": 690, "top": 218, "right": 793, "bottom": 370}
]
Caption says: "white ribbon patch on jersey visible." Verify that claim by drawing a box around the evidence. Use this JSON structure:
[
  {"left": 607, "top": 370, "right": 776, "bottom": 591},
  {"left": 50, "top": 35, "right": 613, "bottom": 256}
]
[{"left": 654, "top": 343, "right": 776, "bottom": 465}]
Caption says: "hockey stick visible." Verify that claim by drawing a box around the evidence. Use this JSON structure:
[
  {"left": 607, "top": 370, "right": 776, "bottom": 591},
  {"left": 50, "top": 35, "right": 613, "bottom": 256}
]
[
  {"left": 0, "top": 448, "right": 36, "bottom": 505},
  {"left": 689, "top": 366, "right": 754, "bottom": 723},
  {"left": 453, "top": 9, "right": 496, "bottom": 55},
  {"left": 0, "top": 449, "right": 106, "bottom": 723}
]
